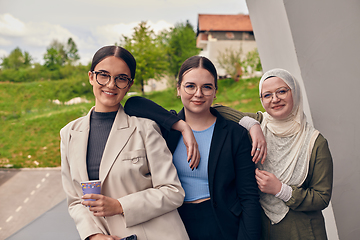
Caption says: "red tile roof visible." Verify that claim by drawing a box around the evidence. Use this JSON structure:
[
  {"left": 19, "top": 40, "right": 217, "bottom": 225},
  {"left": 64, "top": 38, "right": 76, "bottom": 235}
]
[{"left": 198, "top": 14, "right": 253, "bottom": 32}]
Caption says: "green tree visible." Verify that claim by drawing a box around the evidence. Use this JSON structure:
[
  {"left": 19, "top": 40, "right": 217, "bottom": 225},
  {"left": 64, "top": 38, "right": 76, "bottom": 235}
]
[
  {"left": 43, "top": 47, "right": 63, "bottom": 70},
  {"left": 164, "top": 21, "right": 200, "bottom": 80},
  {"left": 50, "top": 39, "right": 68, "bottom": 64},
  {"left": 23, "top": 51, "right": 32, "bottom": 67},
  {"left": 217, "top": 47, "right": 244, "bottom": 81},
  {"left": 43, "top": 38, "right": 81, "bottom": 70},
  {"left": 242, "top": 48, "right": 262, "bottom": 77},
  {"left": 1, "top": 47, "right": 32, "bottom": 69},
  {"left": 121, "top": 21, "right": 168, "bottom": 94},
  {"left": 66, "top": 38, "right": 80, "bottom": 65},
  {"left": 217, "top": 47, "right": 262, "bottom": 80},
  {"left": 43, "top": 40, "right": 67, "bottom": 70}
]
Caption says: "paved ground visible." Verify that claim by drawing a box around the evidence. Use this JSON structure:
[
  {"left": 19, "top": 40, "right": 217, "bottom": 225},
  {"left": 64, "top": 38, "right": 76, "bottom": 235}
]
[{"left": 0, "top": 168, "right": 66, "bottom": 239}]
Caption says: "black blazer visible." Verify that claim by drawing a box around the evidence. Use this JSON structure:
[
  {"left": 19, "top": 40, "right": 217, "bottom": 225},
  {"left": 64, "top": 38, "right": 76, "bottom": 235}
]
[{"left": 125, "top": 96, "right": 261, "bottom": 240}]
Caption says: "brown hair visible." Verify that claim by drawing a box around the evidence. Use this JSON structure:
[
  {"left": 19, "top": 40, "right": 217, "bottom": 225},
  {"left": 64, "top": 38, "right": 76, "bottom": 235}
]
[
  {"left": 177, "top": 56, "right": 218, "bottom": 90},
  {"left": 90, "top": 45, "right": 136, "bottom": 80}
]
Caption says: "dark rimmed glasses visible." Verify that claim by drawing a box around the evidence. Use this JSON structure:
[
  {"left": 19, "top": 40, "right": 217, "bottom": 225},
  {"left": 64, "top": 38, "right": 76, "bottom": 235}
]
[
  {"left": 260, "top": 87, "right": 290, "bottom": 103},
  {"left": 182, "top": 83, "right": 216, "bottom": 96},
  {"left": 92, "top": 71, "right": 133, "bottom": 89}
]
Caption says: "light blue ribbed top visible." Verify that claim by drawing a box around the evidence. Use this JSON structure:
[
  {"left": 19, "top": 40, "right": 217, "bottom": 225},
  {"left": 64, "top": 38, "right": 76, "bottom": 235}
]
[{"left": 173, "top": 121, "right": 216, "bottom": 202}]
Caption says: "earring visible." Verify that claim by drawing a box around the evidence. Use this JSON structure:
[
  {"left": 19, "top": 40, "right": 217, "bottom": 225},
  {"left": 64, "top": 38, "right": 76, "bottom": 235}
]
[{"left": 214, "top": 96, "right": 217, "bottom": 100}]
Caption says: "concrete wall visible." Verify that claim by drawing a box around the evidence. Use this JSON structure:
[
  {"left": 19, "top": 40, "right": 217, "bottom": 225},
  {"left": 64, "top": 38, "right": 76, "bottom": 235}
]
[
  {"left": 246, "top": 0, "right": 360, "bottom": 239},
  {"left": 143, "top": 78, "right": 169, "bottom": 93}
]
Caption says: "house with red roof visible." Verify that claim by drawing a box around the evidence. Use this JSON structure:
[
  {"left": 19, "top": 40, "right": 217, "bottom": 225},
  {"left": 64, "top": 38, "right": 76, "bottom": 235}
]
[{"left": 196, "top": 14, "right": 258, "bottom": 77}]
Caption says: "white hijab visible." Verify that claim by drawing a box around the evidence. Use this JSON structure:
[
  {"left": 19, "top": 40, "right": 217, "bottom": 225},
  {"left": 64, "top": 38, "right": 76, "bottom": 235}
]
[{"left": 258, "top": 68, "right": 319, "bottom": 224}]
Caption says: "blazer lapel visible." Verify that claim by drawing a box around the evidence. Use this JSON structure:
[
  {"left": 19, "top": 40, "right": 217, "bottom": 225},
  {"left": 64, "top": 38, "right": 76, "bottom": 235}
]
[
  {"left": 176, "top": 107, "right": 228, "bottom": 194},
  {"left": 69, "top": 108, "right": 92, "bottom": 182},
  {"left": 207, "top": 108, "right": 228, "bottom": 195},
  {"left": 99, "top": 106, "right": 135, "bottom": 182}
]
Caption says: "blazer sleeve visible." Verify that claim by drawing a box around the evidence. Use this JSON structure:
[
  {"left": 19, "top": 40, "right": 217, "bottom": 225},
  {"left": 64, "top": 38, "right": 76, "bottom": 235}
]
[
  {"left": 124, "top": 96, "right": 181, "bottom": 134},
  {"left": 60, "top": 123, "right": 107, "bottom": 240},
  {"left": 233, "top": 125, "right": 262, "bottom": 240},
  {"left": 118, "top": 119, "right": 185, "bottom": 227},
  {"left": 212, "top": 104, "right": 263, "bottom": 123},
  {"left": 286, "top": 134, "right": 333, "bottom": 211}
]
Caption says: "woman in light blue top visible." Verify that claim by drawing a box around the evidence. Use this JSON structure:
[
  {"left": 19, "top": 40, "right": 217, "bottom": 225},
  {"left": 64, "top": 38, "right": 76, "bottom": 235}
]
[{"left": 125, "top": 55, "right": 262, "bottom": 240}]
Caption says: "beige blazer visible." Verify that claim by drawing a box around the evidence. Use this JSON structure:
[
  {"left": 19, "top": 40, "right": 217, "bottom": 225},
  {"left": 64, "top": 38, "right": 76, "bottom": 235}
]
[{"left": 60, "top": 106, "right": 189, "bottom": 240}]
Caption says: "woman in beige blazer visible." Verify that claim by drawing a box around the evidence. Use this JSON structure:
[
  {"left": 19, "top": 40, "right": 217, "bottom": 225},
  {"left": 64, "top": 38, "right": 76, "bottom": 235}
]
[{"left": 60, "top": 45, "right": 189, "bottom": 240}]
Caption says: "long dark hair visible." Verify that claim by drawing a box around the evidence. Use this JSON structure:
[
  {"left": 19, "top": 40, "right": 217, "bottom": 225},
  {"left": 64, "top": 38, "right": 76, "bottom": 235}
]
[
  {"left": 177, "top": 56, "right": 218, "bottom": 90},
  {"left": 90, "top": 46, "right": 136, "bottom": 80}
]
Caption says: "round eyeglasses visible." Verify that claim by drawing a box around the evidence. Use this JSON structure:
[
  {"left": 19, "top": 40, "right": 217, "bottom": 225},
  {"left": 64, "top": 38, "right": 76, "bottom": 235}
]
[
  {"left": 182, "top": 83, "right": 216, "bottom": 96},
  {"left": 92, "top": 71, "right": 132, "bottom": 89},
  {"left": 260, "top": 87, "right": 290, "bottom": 103}
]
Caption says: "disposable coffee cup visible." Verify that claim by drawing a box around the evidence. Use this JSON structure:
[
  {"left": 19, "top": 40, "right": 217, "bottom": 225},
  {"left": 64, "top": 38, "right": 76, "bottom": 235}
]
[{"left": 81, "top": 180, "right": 101, "bottom": 201}]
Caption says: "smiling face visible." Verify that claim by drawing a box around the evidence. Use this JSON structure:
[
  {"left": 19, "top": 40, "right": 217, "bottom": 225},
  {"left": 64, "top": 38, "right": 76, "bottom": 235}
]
[
  {"left": 177, "top": 67, "right": 216, "bottom": 116},
  {"left": 261, "top": 77, "right": 294, "bottom": 120},
  {"left": 89, "top": 56, "right": 133, "bottom": 112}
]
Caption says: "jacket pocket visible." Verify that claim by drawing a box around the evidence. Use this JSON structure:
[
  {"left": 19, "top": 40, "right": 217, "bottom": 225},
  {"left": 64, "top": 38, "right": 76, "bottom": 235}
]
[
  {"left": 120, "top": 149, "right": 146, "bottom": 164},
  {"left": 230, "top": 198, "right": 243, "bottom": 217}
]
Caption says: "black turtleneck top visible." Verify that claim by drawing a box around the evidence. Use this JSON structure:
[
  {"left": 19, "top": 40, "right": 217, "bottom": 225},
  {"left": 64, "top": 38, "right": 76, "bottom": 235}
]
[{"left": 86, "top": 110, "right": 117, "bottom": 180}]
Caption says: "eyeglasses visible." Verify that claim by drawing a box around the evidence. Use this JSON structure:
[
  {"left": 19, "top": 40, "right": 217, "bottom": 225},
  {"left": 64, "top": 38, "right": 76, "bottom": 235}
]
[
  {"left": 182, "top": 83, "right": 216, "bottom": 96},
  {"left": 260, "top": 87, "right": 290, "bottom": 103},
  {"left": 92, "top": 71, "right": 133, "bottom": 89}
]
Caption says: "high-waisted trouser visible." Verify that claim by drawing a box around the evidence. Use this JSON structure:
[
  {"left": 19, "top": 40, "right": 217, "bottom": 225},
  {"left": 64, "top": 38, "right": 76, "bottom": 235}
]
[{"left": 178, "top": 200, "right": 224, "bottom": 240}]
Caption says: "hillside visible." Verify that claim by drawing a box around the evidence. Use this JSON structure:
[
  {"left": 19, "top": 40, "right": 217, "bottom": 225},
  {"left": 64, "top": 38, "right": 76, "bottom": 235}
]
[{"left": 0, "top": 77, "right": 263, "bottom": 168}]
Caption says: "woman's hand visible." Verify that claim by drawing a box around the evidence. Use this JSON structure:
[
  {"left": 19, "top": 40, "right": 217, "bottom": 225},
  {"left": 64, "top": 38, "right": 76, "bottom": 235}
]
[
  {"left": 249, "top": 124, "right": 267, "bottom": 164},
  {"left": 88, "top": 233, "right": 120, "bottom": 240},
  {"left": 82, "top": 194, "right": 123, "bottom": 217},
  {"left": 172, "top": 120, "right": 200, "bottom": 170},
  {"left": 255, "top": 169, "right": 282, "bottom": 195}
]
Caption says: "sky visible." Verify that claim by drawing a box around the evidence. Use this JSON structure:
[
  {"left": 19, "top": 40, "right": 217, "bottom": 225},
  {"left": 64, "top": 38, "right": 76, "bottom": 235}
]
[{"left": 0, "top": 0, "right": 249, "bottom": 65}]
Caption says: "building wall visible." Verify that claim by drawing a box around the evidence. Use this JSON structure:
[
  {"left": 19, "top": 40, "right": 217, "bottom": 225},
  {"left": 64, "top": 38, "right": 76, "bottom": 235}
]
[
  {"left": 199, "top": 40, "right": 257, "bottom": 76},
  {"left": 143, "top": 78, "right": 169, "bottom": 93},
  {"left": 246, "top": 0, "right": 360, "bottom": 239}
]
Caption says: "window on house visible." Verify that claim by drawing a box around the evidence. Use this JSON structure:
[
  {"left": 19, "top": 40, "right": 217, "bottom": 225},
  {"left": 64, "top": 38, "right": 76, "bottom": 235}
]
[{"left": 225, "top": 32, "right": 235, "bottom": 39}]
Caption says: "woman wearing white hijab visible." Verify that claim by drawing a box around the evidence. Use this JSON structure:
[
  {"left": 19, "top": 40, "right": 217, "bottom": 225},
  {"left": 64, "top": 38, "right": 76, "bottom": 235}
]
[{"left": 214, "top": 68, "right": 333, "bottom": 239}]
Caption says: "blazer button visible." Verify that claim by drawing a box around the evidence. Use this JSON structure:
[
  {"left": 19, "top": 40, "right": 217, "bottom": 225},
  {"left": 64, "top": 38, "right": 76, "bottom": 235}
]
[{"left": 213, "top": 201, "right": 217, "bottom": 208}]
